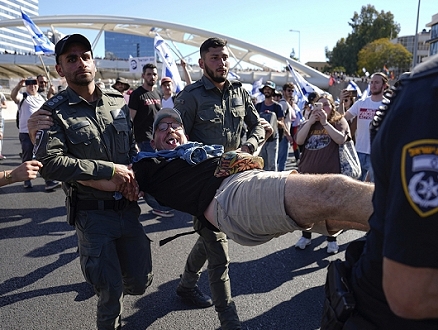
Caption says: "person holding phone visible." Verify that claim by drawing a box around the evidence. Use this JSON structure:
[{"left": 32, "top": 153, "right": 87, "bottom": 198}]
[
  {"left": 11, "top": 77, "right": 61, "bottom": 190},
  {"left": 293, "top": 94, "right": 350, "bottom": 253},
  {"left": 338, "top": 89, "right": 358, "bottom": 142}
]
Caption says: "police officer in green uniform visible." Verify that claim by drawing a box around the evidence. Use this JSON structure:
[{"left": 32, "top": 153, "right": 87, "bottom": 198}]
[
  {"left": 174, "top": 37, "right": 265, "bottom": 330},
  {"left": 34, "top": 34, "right": 153, "bottom": 330}
]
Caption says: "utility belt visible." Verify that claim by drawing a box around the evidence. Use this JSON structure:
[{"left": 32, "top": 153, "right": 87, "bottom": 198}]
[
  {"left": 63, "top": 182, "right": 132, "bottom": 226},
  {"left": 76, "top": 198, "right": 131, "bottom": 211},
  {"left": 321, "top": 238, "right": 374, "bottom": 330}
]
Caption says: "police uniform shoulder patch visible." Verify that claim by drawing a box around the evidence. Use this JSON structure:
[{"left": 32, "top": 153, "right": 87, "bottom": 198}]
[
  {"left": 45, "top": 92, "right": 68, "bottom": 109},
  {"left": 402, "top": 139, "right": 438, "bottom": 217}
]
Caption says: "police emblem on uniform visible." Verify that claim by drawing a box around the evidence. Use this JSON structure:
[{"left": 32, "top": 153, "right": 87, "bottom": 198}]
[{"left": 402, "top": 139, "right": 438, "bottom": 217}]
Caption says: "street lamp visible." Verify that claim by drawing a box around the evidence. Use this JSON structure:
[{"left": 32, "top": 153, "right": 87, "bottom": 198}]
[
  {"left": 289, "top": 29, "right": 300, "bottom": 62},
  {"left": 412, "top": 0, "right": 421, "bottom": 68}
]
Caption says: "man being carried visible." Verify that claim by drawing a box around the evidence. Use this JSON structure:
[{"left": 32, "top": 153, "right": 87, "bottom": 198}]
[{"left": 86, "top": 108, "right": 374, "bottom": 246}]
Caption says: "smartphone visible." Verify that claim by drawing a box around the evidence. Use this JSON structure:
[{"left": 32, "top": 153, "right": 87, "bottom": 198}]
[
  {"left": 313, "top": 102, "right": 323, "bottom": 111},
  {"left": 349, "top": 90, "right": 358, "bottom": 98},
  {"left": 25, "top": 79, "right": 37, "bottom": 86}
]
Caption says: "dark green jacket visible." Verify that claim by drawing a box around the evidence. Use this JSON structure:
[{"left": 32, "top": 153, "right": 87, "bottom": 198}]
[{"left": 36, "top": 86, "right": 136, "bottom": 200}]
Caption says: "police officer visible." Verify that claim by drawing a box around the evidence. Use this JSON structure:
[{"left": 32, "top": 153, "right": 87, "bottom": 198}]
[
  {"left": 322, "top": 54, "right": 438, "bottom": 329},
  {"left": 34, "top": 34, "right": 153, "bottom": 330},
  {"left": 174, "top": 37, "right": 265, "bottom": 330}
]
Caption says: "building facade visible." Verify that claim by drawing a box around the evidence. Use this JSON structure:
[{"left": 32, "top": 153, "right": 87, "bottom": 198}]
[
  {"left": 426, "top": 13, "right": 438, "bottom": 56},
  {"left": 0, "top": 0, "right": 39, "bottom": 54},
  {"left": 104, "top": 32, "right": 154, "bottom": 60}
]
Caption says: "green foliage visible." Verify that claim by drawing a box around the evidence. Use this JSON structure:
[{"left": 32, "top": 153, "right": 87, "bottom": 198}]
[
  {"left": 327, "top": 5, "right": 401, "bottom": 75},
  {"left": 357, "top": 38, "right": 412, "bottom": 76}
]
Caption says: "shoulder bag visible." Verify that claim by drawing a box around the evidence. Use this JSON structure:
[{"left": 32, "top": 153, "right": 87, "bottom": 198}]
[{"left": 339, "top": 137, "right": 361, "bottom": 179}]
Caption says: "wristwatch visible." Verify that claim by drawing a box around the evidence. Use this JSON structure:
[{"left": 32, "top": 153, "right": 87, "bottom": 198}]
[{"left": 242, "top": 142, "right": 255, "bottom": 154}]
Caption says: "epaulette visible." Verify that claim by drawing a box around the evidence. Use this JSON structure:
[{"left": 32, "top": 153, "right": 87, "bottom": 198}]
[
  {"left": 44, "top": 91, "right": 69, "bottom": 109},
  {"left": 101, "top": 88, "right": 124, "bottom": 98},
  {"left": 184, "top": 80, "right": 204, "bottom": 92}
]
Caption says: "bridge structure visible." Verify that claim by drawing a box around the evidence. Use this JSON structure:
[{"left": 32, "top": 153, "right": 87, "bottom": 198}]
[{"left": 0, "top": 15, "right": 329, "bottom": 90}]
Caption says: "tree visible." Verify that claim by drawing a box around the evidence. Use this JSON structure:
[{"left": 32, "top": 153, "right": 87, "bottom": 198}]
[
  {"left": 357, "top": 38, "right": 412, "bottom": 76},
  {"left": 327, "top": 5, "right": 401, "bottom": 75}
]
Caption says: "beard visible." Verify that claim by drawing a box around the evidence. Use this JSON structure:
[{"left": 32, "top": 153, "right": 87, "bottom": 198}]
[{"left": 204, "top": 64, "right": 227, "bottom": 83}]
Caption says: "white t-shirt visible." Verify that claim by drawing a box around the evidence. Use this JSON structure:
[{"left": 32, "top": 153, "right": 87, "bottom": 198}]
[
  {"left": 18, "top": 93, "right": 45, "bottom": 133},
  {"left": 161, "top": 96, "right": 174, "bottom": 109},
  {"left": 346, "top": 96, "right": 384, "bottom": 154}
]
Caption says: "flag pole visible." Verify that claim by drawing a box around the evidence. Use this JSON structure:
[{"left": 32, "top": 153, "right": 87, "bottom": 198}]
[{"left": 37, "top": 54, "right": 52, "bottom": 85}]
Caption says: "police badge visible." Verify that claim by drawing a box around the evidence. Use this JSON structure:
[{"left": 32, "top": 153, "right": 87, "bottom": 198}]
[{"left": 402, "top": 139, "right": 438, "bottom": 217}]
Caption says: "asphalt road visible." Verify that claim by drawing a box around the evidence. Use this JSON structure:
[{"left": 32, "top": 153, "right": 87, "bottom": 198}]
[{"left": 0, "top": 119, "right": 365, "bottom": 330}]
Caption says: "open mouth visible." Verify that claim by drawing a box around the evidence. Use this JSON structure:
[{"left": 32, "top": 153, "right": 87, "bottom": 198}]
[{"left": 166, "top": 136, "right": 180, "bottom": 147}]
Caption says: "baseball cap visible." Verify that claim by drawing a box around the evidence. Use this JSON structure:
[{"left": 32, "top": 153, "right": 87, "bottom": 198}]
[
  {"left": 161, "top": 77, "right": 173, "bottom": 84},
  {"left": 55, "top": 34, "right": 92, "bottom": 64},
  {"left": 153, "top": 108, "right": 183, "bottom": 135}
]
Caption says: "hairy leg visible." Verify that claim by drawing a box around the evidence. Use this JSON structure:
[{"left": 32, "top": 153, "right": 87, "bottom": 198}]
[{"left": 284, "top": 173, "right": 374, "bottom": 234}]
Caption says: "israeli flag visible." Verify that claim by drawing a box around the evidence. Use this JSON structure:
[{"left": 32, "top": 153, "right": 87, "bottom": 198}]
[
  {"left": 154, "top": 33, "right": 183, "bottom": 93},
  {"left": 21, "top": 9, "right": 55, "bottom": 55},
  {"left": 346, "top": 80, "right": 362, "bottom": 98},
  {"left": 227, "top": 70, "right": 240, "bottom": 81}
]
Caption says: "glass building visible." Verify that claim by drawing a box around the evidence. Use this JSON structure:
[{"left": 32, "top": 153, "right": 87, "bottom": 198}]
[
  {"left": 426, "top": 13, "right": 438, "bottom": 57},
  {"left": 0, "top": 0, "right": 39, "bottom": 54},
  {"left": 104, "top": 31, "right": 154, "bottom": 60}
]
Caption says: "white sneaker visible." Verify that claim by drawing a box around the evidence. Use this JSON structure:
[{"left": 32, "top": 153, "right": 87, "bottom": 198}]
[
  {"left": 327, "top": 241, "right": 339, "bottom": 254},
  {"left": 295, "top": 237, "right": 311, "bottom": 250}
]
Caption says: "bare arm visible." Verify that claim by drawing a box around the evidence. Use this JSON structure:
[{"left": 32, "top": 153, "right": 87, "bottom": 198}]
[
  {"left": 181, "top": 59, "right": 192, "bottom": 85},
  {"left": 0, "top": 160, "right": 43, "bottom": 187},
  {"left": 383, "top": 258, "right": 438, "bottom": 319},
  {"left": 11, "top": 79, "right": 25, "bottom": 104},
  {"left": 129, "top": 108, "right": 137, "bottom": 121}
]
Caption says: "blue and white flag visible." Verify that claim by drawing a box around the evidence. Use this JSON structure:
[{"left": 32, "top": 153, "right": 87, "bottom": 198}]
[
  {"left": 346, "top": 80, "right": 362, "bottom": 98},
  {"left": 154, "top": 33, "right": 183, "bottom": 93},
  {"left": 360, "top": 85, "right": 370, "bottom": 101},
  {"left": 227, "top": 70, "right": 240, "bottom": 81},
  {"left": 251, "top": 77, "right": 263, "bottom": 97},
  {"left": 21, "top": 8, "right": 55, "bottom": 55}
]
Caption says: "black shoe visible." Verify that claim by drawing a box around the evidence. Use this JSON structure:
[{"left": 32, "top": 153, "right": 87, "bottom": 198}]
[{"left": 176, "top": 285, "right": 213, "bottom": 308}]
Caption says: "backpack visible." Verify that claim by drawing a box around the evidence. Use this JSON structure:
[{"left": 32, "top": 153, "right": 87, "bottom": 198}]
[{"left": 16, "top": 92, "right": 27, "bottom": 129}]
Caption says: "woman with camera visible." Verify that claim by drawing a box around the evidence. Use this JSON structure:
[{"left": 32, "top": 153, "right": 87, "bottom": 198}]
[{"left": 293, "top": 93, "right": 350, "bottom": 254}]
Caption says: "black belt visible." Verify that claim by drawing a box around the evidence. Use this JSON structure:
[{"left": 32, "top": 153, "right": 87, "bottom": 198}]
[{"left": 76, "top": 198, "right": 131, "bottom": 211}]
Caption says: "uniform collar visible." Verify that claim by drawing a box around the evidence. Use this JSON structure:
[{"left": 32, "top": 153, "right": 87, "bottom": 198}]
[{"left": 201, "top": 75, "right": 231, "bottom": 91}]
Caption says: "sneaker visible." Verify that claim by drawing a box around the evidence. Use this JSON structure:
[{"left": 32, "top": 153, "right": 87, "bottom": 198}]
[
  {"left": 0, "top": 154, "right": 6, "bottom": 160},
  {"left": 327, "top": 241, "right": 339, "bottom": 254},
  {"left": 295, "top": 237, "right": 311, "bottom": 250},
  {"left": 152, "top": 209, "right": 174, "bottom": 218},
  {"left": 24, "top": 180, "right": 33, "bottom": 188},
  {"left": 45, "top": 180, "right": 62, "bottom": 191},
  {"left": 176, "top": 285, "right": 213, "bottom": 308}
]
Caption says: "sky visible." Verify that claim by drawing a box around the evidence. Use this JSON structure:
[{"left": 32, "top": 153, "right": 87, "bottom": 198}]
[{"left": 38, "top": 0, "right": 436, "bottom": 69}]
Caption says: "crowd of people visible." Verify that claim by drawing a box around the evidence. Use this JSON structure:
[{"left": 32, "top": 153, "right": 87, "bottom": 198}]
[{"left": 2, "top": 32, "right": 438, "bottom": 330}]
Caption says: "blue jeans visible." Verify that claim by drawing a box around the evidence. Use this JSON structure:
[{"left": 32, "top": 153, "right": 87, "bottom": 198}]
[
  {"left": 137, "top": 140, "right": 173, "bottom": 212},
  {"left": 277, "top": 136, "right": 290, "bottom": 171},
  {"left": 357, "top": 152, "right": 374, "bottom": 182},
  {"left": 259, "top": 139, "right": 278, "bottom": 171}
]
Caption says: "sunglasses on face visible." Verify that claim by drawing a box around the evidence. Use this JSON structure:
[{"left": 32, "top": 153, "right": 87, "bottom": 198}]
[{"left": 157, "top": 122, "right": 183, "bottom": 132}]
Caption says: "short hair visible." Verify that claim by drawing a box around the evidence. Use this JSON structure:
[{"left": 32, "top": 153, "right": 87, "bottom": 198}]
[
  {"left": 142, "top": 62, "right": 157, "bottom": 74},
  {"left": 200, "top": 37, "right": 227, "bottom": 58},
  {"left": 282, "top": 82, "right": 295, "bottom": 91},
  {"left": 371, "top": 72, "right": 388, "bottom": 84}
]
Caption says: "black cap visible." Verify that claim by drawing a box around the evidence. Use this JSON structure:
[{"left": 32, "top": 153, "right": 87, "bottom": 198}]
[{"left": 55, "top": 34, "right": 92, "bottom": 64}]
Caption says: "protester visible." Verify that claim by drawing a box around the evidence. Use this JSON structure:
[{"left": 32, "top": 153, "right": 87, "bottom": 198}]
[
  {"left": 32, "top": 34, "right": 153, "bottom": 330},
  {"left": 277, "top": 83, "right": 297, "bottom": 171},
  {"left": 321, "top": 54, "right": 438, "bottom": 330},
  {"left": 294, "top": 94, "right": 350, "bottom": 254},
  {"left": 37, "top": 74, "right": 55, "bottom": 100},
  {"left": 173, "top": 37, "right": 265, "bottom": 330},
  {"left": 128, "top": 62, "right": 174, "bottom": 218},
  {"left": 255, "top": 81, "right": 284, "bottom": 171},
  {"left": 0, "top": 160, "right": 42, "bottom": 187},
  {"left": 111, "top": 77, "right": 130, "bottom": 94},
  {"left": 344, "top": 72, "right": 389, "bottom": 182},
  {"left": 11, "top": 77, "right": 61, "bottom": 191}
]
